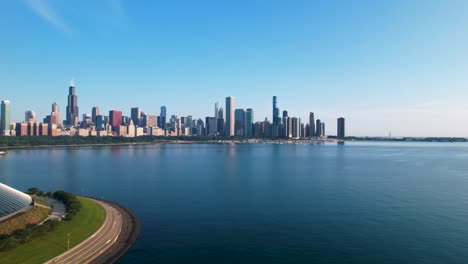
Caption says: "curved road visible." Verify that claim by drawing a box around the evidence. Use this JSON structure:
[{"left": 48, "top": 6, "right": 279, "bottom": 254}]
[{"left": 46, "top": 198, "right": 123, "bottom": 264}]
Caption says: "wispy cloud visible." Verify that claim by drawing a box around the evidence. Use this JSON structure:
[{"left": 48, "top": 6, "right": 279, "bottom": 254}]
[{"left": 24, "top": 0, "right": 72, "bottom": 35}]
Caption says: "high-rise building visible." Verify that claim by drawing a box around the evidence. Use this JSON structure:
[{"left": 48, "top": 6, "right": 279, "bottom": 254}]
[
  {"left": 206, "top": 117, "right": 217, "bottom": 135},
  {"left": 273, "top": 96, "right": 280, "bottom": 125},
  {"left": 92, "top": 107, "right": 100, "bottom": 123},
  {"left": 321, "top": 122, "right": 326, "bottom": 137},
  {"left": 50, "top": 102, "right": 61, "bottom": 126},
  {"left": 217, "top": 107, "right": 224, "bottom": 135},
  {"left": 337, "top": 117, "right": 345, "bottom": 139},
  {"left": 145, "top": 114, "right": 158, "bottom": 127},
  {"left": 225, "top": 97, "right": 235, "bottom": 136},
  {"left": 25, "top": 110, "right": 36, "bottom": 122},
  {"left": 96, "top": 115, "right": 104, "bottom": 131},
  {"left": 160, "top": 106, "right": 167, "bottom": 129},
  {"left": 66, "top": 79, "right": 79, "bottom": 126},
  {"left": 234, "top": 108, "right": 245, "bottom": 136},
  {"left": 309, "top": 112, "right": 315, "bottom": 138},
  {"left": 131, "top": 107, "right": 141, "bottom": 126},
  {"left": 245, "top": 108, "right": 254, "bottom": 137},
  {"left": 1, "top": 100, "right": 11, "bottom": 136},
  {"left": 316, "top": 119, "right": 322, "bottom": 137},
  {"left": 292, "top": 117, "right": 300, "bottom": 138},
  {"left": 109, "top": 110, "right": 122, "bottom": 131},
  {"left": 215, "top": 102, "right": 220, "bottom": 119}
]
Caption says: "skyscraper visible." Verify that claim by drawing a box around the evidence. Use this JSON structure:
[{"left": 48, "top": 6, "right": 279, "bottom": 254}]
[
  {"left": 1, "top": 100, "right": 11, "bottom": 136},
  {"left": 131, "top": 107, "right": 141, "bottom": 126},
  {"left": 217, "top": 107, "right": 224, "bottom": 135},
  {"left": 316, "top": 119, "right": 322, "bottom": 137},
  {"left": 160, "top": 106, "right": 167, "bottom": 129},
  {"left": 337, "top": 117, "right": 345, "bottom": 139},
  {"left": 109, "top": 110, "right": 122, "bottom": 131},
  {"left": 50, "top": 102, "right": 61, "bottom": 126},
  {"left": 92, "top": 107, "right": 100, "bottom": 123},
  {"left": 215, "top": 102, "right": 220, "bottom": 119},
  {"left": 291, "top": 117, "right": 302, "bottom": 139},
  {"left": 66, "top": 80, "right": 79, "bottom": 126},
  {"left": 273, "top": 96, "right": 280, "bottom": 125},
  {"left": 225, "top": 96, "right": 235, "bottom": 136},
  {"left": 206, "top": 117, "right": 217, "bottom": 135},
  {"left": 25, "top": 110, "right": 36, "bottom": 122},
  {"left": 234, "top": 109, "right": 246, "bottom": 136},
  {"left": 309, "top": 112, "right": 315, "bottom": 138},
  {"left": 245, "top": 108, "right": 254, "bottom": 137}
]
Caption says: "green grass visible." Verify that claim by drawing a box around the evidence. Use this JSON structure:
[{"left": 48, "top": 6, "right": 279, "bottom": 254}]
[
  {"left": 0, "top": 197, "right": 105, "bottom": 264},
  {"left": 0, "top": 206, "right": 51, "bottom": 236},
  {"left": 32, "top": 197, "right": 50, "bottom": 207}
]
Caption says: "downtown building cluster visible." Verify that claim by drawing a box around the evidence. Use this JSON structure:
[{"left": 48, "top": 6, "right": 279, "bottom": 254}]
[{"left": 0, "top": 81, "right": 346, "bottom": 139}]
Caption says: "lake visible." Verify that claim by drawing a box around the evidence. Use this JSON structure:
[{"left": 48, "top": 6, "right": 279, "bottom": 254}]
[{"left": 1, "top": 142, "right": 468, "bottom": 264}]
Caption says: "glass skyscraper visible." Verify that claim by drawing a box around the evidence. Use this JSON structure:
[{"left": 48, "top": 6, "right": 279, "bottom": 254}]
[
  {"left": 245, "top": 108, "right": 254, "bottom": 137},
  {"left": 66, "top": 80, "right": 79, "bottom": 126},
  {"left": 1, "top": 100, "right": 11, "bottom": 136}
]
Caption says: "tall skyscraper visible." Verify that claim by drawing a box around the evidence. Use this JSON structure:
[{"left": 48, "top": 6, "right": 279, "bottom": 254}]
[
  {"left": 66, "top": 80, "right": 79, "bottom": 126},
  {"left": 217, "top": 107, "right": 224, "bottom": 135},
  {"left": 131, "top": 107, "right": 141, "bottom": 126},
  {"left": 215, "top": 102, "right": 220, "bottom": 119},
  {"left": 316, "top": 119, "right": 322, "bottom": 137},
  {"left": 234, "top": 109, "right": 246, "bottom": 136},
  {"left": 309, "top": 112, "right": 315, "bottom": 138},
  {"left": 206, "top": 117, "right": 217, "bottom": 135},
  {"left": 92, "top": 107, "right": 100, "bottom": 123},
  {"left": 160, "top": 106, "right": 167, "bottom": 129},
  {"left": 1, "top": 100, "right": 11, "bottom": 136},
  {"left": 96, "top": 115, "right": 104, "bottom": 131},
  {"left": 273, "top": 96, "right": 280, "bottom": 125},
  {"left": 225, "top": 96, "right": 235, "bottom": 136},
  {"left": 109, "top": 110, "right": 123, "bottom": 131},
  {"left": 50, "top": 102, "right": 61, "bottom": 126},
  {"left": 245, "top": 108, "right": 254, "bottom": 137},
  {"left": 292, "top": 117, "right": 300, "bottom": 138},
  {"left": 337, "top": 117, "right": 345, "bottom": 139}
]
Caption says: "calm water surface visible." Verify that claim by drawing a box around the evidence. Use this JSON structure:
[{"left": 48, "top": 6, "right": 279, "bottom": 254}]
[{"left": 1, "top": 142, "right": 468, "bottom": 264}]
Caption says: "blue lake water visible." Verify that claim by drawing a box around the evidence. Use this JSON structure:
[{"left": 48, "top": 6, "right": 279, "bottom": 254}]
[{"left": 1, "top": 142, "right": 468, "bottom": 263}]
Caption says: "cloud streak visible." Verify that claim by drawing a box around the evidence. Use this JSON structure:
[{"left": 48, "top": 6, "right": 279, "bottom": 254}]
[{"left": 25, "top": 0, "right": 72, "bottom": 35}]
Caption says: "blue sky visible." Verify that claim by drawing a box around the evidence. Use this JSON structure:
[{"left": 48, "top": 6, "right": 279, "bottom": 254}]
[{"left": 1, "top": 0, "right": 467, "bottom": 136}]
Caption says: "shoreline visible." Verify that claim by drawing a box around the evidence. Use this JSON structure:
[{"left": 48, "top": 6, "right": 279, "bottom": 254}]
[{"left": 0, "top": 138, "right": 335, "bottom": 151}]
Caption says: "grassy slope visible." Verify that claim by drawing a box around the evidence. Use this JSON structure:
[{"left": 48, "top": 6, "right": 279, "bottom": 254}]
[
  {"left": 0, "top": 206, "right": 51, "bottom": 236},
  {"left": 32, "top": 197, "right": 50, "bottom": 207},
  {"left": 0, "top": 197, "right": 105, "bottom": 264}
]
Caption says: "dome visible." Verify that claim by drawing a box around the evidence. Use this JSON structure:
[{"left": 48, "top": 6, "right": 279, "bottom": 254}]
[{"left": 0, "top": 182, "right": 32, "bottom": 219}]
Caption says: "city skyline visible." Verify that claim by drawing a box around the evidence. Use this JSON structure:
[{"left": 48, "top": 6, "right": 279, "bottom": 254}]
[
  {"left": 1, "top": 1, "right": 468, "bottom": 136},
  {"left": 0, "top": 81, "right": 342, "bottom": 139}
]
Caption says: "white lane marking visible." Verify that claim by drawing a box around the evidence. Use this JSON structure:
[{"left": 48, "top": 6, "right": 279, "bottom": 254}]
[{"left": 106, "top": 239, "right": 111, "bottom": 244}]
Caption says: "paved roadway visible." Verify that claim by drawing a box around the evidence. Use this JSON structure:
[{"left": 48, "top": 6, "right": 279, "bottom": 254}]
[{"left": 45, "top": 198, "right": 123, "bottom": 264}]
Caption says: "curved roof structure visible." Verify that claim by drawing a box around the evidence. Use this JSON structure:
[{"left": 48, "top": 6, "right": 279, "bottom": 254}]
[{"left": 0, "top": 182, "right": 32, "bottom": 219}]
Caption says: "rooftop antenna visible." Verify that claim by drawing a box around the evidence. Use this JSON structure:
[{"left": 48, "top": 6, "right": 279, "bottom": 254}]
[{"left": 70, "top": 78, "right": 75, "bottom": 87}]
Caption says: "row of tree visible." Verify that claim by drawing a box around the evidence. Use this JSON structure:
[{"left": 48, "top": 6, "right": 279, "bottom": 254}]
[{"left": 0, "top": 135, "right": 227, "bottom": 147}]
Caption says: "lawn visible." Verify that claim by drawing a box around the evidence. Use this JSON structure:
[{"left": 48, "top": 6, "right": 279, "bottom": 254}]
[
  {"left": 0, "top": 197, "right": 105, "bottom": 264},
  {"left": 0, "top": 206, "right": 51, "bottom": 236},
  {"left": 32, "top": 197, "right": 50, "bottom": 207}
]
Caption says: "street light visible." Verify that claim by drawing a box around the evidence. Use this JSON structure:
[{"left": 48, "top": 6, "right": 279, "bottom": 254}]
[{"left": 68, "top": 233, "right": 70, "bottom": 251}]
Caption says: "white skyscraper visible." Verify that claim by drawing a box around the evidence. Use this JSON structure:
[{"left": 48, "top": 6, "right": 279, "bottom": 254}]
[{"left": 225, "top": 96, "right": 235, "bottom": 136}]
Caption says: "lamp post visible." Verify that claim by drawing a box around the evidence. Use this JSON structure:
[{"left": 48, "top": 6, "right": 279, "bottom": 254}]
[{"left": 67, "top": 233, "right": 70, "bottom": 251}]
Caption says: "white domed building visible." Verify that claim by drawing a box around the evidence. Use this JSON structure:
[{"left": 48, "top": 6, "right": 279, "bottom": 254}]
[{"left": 0, "top": 182, "right": 33, "bottom": 222}]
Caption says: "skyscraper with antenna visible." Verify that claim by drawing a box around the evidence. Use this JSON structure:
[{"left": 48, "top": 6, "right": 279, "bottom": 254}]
[{"left": 66, "top": 79, "right": 79, "bottom": 126}]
